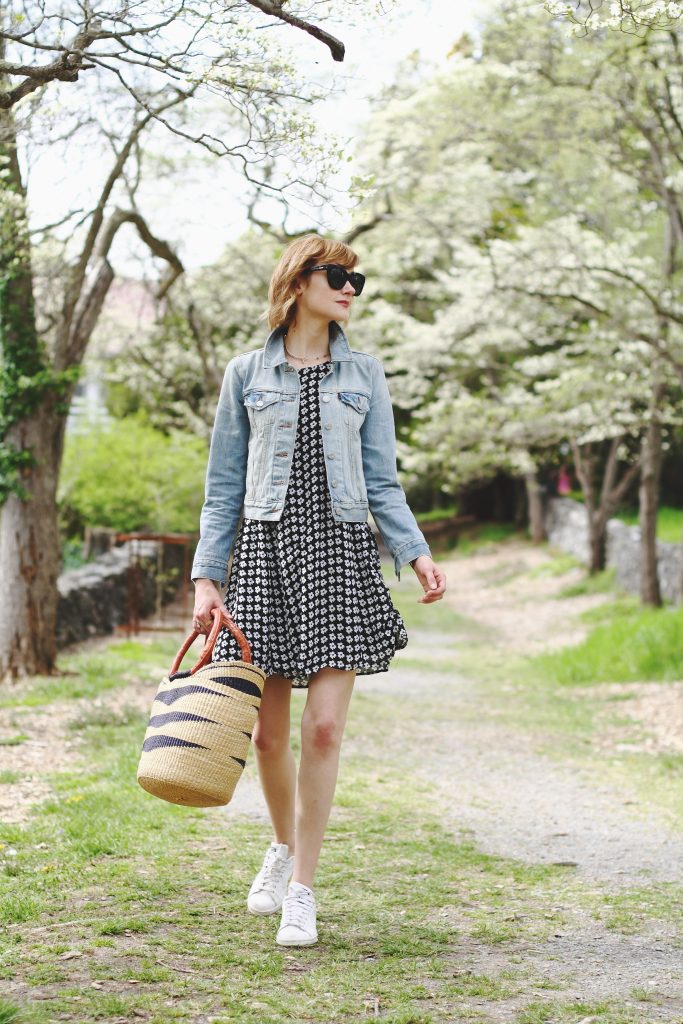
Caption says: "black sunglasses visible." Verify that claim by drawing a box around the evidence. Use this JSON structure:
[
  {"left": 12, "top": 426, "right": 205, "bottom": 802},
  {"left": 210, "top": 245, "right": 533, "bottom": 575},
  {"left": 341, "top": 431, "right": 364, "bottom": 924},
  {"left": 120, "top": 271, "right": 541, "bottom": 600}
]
[{"left": 305, "top": 263, "right": 365, "bottom": 296}]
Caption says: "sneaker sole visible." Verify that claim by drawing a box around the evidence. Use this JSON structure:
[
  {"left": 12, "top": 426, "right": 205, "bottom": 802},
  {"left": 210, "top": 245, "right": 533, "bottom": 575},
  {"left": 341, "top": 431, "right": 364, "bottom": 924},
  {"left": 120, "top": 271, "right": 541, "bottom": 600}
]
[
  {"left": 247, "top": 903, "right": 283, "bottom": 916},
  {"left": 276, "top": 935, "right": 318, "bottom": 946}
]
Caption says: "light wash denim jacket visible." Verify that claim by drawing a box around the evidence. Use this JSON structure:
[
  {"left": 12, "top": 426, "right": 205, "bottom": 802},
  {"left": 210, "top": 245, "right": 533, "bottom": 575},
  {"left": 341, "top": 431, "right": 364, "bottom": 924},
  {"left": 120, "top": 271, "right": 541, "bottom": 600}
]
[{"left": 191, "top": 321, "right": 431, "bottom": 584}]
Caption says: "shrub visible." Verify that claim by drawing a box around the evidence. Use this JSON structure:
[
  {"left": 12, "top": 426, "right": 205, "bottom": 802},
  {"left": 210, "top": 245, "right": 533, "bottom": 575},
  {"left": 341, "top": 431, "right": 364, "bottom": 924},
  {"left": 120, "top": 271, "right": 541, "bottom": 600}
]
[{"left": 59, "top": 414, "right": 208, "bottom": 535}]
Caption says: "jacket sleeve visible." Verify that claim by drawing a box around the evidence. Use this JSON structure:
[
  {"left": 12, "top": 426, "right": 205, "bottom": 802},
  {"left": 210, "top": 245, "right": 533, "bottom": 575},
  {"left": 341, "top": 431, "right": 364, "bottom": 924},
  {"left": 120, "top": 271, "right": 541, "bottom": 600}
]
[
  {"left": 191, "top": 355, "right": 249, "bottom": 585},
  {"left": 360, "top": 357, "right": 431, "bottom": 580}
]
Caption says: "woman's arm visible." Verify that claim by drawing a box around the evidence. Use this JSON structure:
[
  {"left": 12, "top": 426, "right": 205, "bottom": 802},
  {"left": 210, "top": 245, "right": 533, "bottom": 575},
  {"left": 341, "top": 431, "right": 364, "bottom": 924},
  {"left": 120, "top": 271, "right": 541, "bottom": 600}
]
[
  {"left": 360, "top": 356, "right": 432, "bottom": 580},
  {"left": 190, "top": 354, "right": 250, "bottom": 587}
]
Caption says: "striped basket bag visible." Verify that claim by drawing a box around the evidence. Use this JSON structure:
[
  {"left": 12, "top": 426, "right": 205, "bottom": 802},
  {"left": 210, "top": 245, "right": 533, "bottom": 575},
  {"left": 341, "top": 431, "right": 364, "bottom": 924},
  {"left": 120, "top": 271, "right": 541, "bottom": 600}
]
[{"left": 137, "top": 606, "right": 266, "bottom": 807}]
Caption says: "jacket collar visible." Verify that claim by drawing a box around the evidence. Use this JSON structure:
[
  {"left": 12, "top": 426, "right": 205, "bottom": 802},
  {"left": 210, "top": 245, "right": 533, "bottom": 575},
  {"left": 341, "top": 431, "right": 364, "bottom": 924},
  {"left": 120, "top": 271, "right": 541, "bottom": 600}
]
[{"left": 263, "top": 320, "right": 353, "bottom": 367}]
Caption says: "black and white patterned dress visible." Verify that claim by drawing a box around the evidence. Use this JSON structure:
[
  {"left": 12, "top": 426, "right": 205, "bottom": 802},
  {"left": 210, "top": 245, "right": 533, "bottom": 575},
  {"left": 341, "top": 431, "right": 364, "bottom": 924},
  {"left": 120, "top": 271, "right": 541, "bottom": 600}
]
[{"left": 212, "top": 361, "right": 409, "bottom": 688}]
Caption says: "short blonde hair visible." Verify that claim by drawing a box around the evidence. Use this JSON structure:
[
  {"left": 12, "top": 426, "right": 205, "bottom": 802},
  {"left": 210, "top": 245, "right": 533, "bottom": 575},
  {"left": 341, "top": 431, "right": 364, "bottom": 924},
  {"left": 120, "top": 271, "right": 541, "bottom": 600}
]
[{"left": 264, "top": 234, "right": 359, "bottom": 331}]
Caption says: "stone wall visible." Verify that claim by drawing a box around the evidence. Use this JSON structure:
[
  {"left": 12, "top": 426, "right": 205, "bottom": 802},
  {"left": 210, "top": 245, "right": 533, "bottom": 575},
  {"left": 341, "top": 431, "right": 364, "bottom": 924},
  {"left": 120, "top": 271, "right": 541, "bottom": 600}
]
[
  {"left": 57, "top": 541, "right": 188, "bottom": 648},
  {"left": 544, "top": 497, "right": 682, "bottom": 604}
]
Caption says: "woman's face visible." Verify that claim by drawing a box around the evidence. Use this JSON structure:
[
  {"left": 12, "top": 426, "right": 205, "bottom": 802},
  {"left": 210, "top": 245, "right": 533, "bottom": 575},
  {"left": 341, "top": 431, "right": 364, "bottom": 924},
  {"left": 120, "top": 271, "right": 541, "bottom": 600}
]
[{"left": 295, "top": 265, "right": 356, "bottom": 324}]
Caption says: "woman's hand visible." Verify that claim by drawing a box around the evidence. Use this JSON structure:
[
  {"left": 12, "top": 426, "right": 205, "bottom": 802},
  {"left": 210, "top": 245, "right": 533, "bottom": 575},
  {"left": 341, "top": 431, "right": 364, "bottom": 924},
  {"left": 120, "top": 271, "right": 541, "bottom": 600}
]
[
  {"left": 410, "top": 556, "right": 447, "bottom": 603},
  {"left": 192, "top": 578, "right": 224, "bottom": 633}
]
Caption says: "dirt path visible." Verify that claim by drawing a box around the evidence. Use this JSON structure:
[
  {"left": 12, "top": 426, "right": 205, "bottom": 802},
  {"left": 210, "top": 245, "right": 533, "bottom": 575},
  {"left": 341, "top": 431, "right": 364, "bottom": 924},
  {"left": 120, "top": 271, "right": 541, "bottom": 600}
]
[
  {"left": 404, "top": 541, "right": 683, "bottom": 887},
  {"left": 229, "top": 540, "right": 681, "bottom": 887},
  {"left": 3, "top": 538, "right": 682, "bottom": 1021},
  {"left": 226, "top": 539, "right": 683, "bottom": 1019}
]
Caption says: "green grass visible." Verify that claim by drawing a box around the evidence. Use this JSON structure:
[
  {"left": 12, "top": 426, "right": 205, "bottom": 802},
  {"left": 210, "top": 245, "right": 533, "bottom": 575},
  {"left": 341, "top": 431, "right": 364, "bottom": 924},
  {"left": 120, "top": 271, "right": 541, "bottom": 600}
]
[
  {"left": 0, "top": 624, "right": 660, "bottom": 1024},
  {"left": 526, "top": 551, "right": 581, "bottom": 578},
  {"left": 2, "top": 546, "right": 681, "bottom": 1023},
  {"left": 557, "top": 567, "right": 618, "bottom": 598},
  {"left": 527, "top": 605, "right": 683, "bottom": 685},
  {"left": 414, "top": 504, "right": 458, "bottom": 523},
  {"left": 567, "top": 495, "right": 683, "bottom": 544},
  {"left": 0, "top": 637, "right": 181, "bottom": 710},
  {"left": 0, "top": 664, "right": 581, "bottom": 1024},
  {"left": 454, "top": 522, "right": 524, "bottom": 555},
  {"left": 615, "top": 505, "right": 683, "bottom": 544}
]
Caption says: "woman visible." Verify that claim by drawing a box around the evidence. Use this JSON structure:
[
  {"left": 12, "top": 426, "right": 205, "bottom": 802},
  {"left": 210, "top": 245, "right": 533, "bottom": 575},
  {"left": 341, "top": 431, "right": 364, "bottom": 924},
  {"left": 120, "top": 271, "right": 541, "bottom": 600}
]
[{"left": 191, "top": 235, "right": 447, "bottom": 948}]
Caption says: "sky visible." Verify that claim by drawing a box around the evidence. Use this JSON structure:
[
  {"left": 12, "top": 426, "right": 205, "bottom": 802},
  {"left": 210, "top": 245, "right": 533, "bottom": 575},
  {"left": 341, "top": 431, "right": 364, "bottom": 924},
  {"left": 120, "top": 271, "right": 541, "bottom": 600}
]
[{"left": 25, "top": 0, "right": 486, "bottom": 277}]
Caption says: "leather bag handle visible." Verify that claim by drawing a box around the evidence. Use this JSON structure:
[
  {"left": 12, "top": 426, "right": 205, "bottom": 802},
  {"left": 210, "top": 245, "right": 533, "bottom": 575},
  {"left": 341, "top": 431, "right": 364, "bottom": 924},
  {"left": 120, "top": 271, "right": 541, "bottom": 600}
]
[{"left": 170, "top": 606, "right": 253, "bottom": 676}]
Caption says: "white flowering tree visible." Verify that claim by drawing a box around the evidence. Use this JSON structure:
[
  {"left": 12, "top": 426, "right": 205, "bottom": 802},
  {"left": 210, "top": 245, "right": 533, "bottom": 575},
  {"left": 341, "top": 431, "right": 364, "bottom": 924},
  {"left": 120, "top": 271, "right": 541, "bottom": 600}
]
[
  {"left": 346, "top": 4, "right": 683, "bottom": 597},
  {"left": 100, "top": 230, "right": 278, "bottom": 437},
  {"left": 544, "top": 0, "right": 683, "bottom": 35},
  {"left": 0, "top": 0, "right": 384, "bottom": 680}
]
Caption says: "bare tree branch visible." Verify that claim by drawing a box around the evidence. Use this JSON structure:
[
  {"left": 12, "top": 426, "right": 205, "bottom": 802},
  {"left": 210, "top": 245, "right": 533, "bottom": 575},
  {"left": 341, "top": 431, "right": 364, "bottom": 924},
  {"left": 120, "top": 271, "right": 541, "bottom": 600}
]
[
  {"left": 97, "top": 208, "right": 184, "bottom": 298},
  {"left": 245, "top": 0, "right": 345, "bottom": 61}
]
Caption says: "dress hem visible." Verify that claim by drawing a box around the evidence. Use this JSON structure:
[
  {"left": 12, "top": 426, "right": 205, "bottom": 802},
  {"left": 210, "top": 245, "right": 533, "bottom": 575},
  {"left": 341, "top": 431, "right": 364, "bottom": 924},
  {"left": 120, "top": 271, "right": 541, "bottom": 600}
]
[{"left": 257, "top": 660, "right": 400, "bottom": 688}]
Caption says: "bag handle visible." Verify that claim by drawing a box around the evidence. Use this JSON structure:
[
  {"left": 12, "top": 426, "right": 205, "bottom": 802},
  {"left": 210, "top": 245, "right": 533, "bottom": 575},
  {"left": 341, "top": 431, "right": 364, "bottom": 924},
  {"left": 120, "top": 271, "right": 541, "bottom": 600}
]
[{"left": 170, "top": 606, "right": 253, "bottom": 676}]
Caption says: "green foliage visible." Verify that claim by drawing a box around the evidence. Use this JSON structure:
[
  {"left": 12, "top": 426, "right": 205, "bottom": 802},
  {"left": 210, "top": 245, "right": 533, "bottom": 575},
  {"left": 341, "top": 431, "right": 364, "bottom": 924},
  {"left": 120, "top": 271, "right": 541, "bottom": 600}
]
[
  {"left": 557, "top": 567, "right": 617, "bottom": 597},
  {"left": 0, "top": 147, "right": 81, "bottom": 504},
  {"left": 615, "top": 505, "right": 683, "bottom": 544},
  {"left": 528, "top": 605, "right": 683, "bottom": 684},
  {"left": 103, "top": 230, "right": 275, "bottom": 435},
  {"left": 455, "top": 522, "right": 522, "bottom": 554},
  {"left": 58, "top": 414, "right": 207, "bottom": 535},
  {"left": 414, "top": 503, "right": 458, "bottom": 522}
]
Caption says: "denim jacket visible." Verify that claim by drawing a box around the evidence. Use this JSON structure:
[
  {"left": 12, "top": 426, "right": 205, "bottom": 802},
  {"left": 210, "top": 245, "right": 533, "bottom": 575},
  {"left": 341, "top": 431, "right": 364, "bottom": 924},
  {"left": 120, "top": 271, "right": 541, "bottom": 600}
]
[{"left": 191, "top": 321, "right": 431, "bottom": 584}]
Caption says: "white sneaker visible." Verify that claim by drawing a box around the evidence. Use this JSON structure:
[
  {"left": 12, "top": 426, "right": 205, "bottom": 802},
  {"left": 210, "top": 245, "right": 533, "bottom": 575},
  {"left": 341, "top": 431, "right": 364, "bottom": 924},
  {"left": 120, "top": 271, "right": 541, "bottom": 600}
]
[
  {"left": 247, "top": 842, "right": 295, "bottom": 915},
  {"left": 276, "top": 881, "right": 318, "bottom": 946}
]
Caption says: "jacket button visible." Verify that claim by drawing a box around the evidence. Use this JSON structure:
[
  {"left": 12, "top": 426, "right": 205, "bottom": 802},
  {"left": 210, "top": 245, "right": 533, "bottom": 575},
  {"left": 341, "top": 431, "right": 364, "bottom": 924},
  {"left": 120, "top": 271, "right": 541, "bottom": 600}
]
[
  {"left": 324, "top": 423, "right": 331, "bottom": 430},
  {"left": 332, "top": 479, "right": 339, "bottom": 487},
  {"left": 276, "top": 451, "right": 288, "bottom": 457},
  {"left": 322, "top": 395, "right": 331, "bottom": 403},
  {"left": 256, "top": 399, "right": 264, "bottom": 407},
  {"left": 328, "top": 452, "right": 336, "bottom": 459}
]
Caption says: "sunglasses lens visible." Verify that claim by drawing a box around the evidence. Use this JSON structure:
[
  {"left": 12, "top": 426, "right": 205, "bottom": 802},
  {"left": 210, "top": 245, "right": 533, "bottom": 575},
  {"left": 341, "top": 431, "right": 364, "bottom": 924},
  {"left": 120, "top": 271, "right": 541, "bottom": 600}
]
[
  {"left": 350, "top": 272, "right": 365, "bottom": 296},
  {"left": 324, "top": 265, "right": 365, "bottom": 295},
  {"left": 326, "top": 265, "right": 347, "bottom": 290}
]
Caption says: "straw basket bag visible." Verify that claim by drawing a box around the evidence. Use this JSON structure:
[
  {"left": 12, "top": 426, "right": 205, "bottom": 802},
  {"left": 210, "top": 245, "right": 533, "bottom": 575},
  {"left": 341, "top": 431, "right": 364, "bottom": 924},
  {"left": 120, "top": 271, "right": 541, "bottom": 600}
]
[{"left": 137, "top": 606, "right": 266, "bottom": 807}]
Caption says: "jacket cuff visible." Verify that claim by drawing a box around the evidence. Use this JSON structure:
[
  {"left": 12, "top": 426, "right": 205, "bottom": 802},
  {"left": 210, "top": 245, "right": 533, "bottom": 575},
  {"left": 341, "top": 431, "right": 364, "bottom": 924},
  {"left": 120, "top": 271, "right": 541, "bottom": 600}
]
[
  {"left": 191, "top": 563, "right": 228, "bottom": 587},
  {"left": 394, "top": 541, "right": 432, "bottom": 581}
]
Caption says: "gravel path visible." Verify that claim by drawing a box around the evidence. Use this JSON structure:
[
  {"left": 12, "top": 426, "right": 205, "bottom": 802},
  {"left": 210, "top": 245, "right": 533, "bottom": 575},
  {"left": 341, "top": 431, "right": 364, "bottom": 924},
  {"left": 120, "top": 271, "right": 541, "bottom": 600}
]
[
  {"left": 230, "top": 540, "right": 682, "bottom": 888},
  {"left": 226, "top": 539, "right": 683, "bottom": 1019},
  {"left": 3, "top": 538, "right": 682, "bottom": 1020}
]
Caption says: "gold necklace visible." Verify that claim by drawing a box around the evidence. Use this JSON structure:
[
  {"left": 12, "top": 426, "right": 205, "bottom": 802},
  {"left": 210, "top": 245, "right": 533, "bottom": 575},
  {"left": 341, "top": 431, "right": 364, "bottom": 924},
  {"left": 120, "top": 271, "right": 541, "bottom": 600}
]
[{"left": 283, "top": 337, "right": 331, "bottom": 366}]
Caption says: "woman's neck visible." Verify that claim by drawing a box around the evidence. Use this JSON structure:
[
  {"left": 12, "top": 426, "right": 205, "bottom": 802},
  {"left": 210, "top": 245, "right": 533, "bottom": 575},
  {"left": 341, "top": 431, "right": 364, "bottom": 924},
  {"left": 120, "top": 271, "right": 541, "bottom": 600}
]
[{"left": 283, "top": 320, "right": 330, "bottom": 359}]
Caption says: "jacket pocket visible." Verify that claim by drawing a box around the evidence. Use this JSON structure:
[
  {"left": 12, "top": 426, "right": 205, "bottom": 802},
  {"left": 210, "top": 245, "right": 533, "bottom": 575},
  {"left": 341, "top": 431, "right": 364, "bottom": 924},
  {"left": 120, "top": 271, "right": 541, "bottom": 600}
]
[
  {"left": 338, "top": 390, "right": 370, "bottom": 424},
  {"left": 244, "top": 390, "right": 282, "bottom": 410},
  {"left": 244, "top": 389, "right": 283, "bottom": 434}
]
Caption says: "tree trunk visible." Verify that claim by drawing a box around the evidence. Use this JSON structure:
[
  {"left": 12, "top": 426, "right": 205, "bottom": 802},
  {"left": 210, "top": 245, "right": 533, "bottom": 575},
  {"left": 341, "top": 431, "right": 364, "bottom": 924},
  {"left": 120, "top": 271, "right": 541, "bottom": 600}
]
[
  {"left": 525, "top": 471, "right": 546, "bottom": 542},
  {"left": 639, "top": 393, "right": 664, "bottom": 607},
  {"left": 0, "top": 410, "right": 66, "bottom": 681},
  {"left": 571, "top": 437, "right": 641, "bottom": 576},
  {"left": 588, "top": 510, "right": 607, "bottom": 573}
]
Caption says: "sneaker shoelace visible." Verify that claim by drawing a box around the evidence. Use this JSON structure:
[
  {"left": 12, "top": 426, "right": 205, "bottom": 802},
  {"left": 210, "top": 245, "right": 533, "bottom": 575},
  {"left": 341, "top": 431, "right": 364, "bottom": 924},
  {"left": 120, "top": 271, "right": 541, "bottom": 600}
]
[
  {"left": 258, "top": 850, "right": 289, "bottom": 891},
  {"left": 281, "top": 889, "right": 315, "bottom": 929}
]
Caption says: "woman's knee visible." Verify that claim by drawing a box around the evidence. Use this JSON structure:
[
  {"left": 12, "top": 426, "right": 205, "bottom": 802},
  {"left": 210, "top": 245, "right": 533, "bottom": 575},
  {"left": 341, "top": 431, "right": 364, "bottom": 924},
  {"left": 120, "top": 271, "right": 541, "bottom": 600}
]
[
  {"left": 301, "top": 713, "right": 343, "bottom": 754},
  {"left": 252, "top": 675, "right": 292, "bottom": 756},
  {"left": 252, "top": 717, "right": 291, "bottom": 756}
]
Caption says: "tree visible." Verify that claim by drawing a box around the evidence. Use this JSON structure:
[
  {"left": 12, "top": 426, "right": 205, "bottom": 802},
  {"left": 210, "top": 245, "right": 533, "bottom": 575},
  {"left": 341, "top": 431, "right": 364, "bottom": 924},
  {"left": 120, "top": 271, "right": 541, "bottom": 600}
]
[
  {"left": 100, "top": 230, "right": 277, "bottom": 437},
  {"left": 0, "top": 0, "right": 374, "bottom": 680},
  {"left": 544, "top": 0, "right": 683, "bottom": 36},
  {"left": 344, "top": 4, "right": 683, "bottom": 589}
]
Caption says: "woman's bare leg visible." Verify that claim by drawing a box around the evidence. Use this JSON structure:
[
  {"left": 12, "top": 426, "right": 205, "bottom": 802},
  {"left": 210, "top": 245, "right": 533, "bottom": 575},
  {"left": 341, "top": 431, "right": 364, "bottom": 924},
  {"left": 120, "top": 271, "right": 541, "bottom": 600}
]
[
  {"left": 252, "top": 674, "right": 296, "bottom": 851},
  {"left": 294, "top": 667, "right": 356, "bottom": 887}
]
